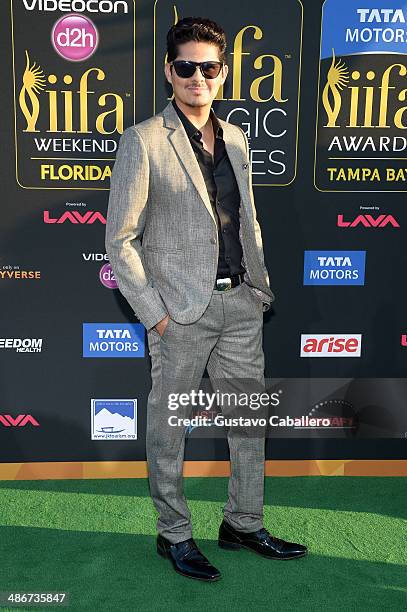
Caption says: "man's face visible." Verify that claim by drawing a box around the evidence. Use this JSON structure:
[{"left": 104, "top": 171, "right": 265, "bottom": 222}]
[{"left": 165, "top": 40, "right": 228, "bottom": 108}]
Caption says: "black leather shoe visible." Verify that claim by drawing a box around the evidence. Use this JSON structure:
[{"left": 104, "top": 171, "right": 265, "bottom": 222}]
[
  {"left": 157, "top": 534, "right": 221, "bottom": 581},
  {"left": 218, "top": 520, "right": 307, "bottom": 560}
]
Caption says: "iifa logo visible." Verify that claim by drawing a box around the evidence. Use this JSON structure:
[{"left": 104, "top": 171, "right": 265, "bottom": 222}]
[
  {"left": 300, "top": 334, "right": 362, "bottom": 357},
  {"left": 154, "top": 1, "right": 302, "bottom": 186},
  {"left": 83, "top": 323, "right": 145, "bottom": 358},
  {"left": 314, "top": 0, "right": 407, "bottom": 192},
  {"left": 91, "top": 399, "right": 137, "bottom": 440},
  {"left": 19, "top": 52, "right": 124, "bottom": 135},
  {"left": 303, "top": 251, "right": 366, "bottom": 285},
  {"left": 11, "top": 0, "right": 135, "bottom": 189}
]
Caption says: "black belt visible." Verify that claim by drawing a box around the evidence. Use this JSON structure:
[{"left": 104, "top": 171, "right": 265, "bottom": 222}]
[{"left": 214, "top": 273, "right": 245, "bottom": 291}]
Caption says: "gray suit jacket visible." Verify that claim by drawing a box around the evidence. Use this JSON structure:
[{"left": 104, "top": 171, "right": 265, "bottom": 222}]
[{"left": 105, "top": 100, "right": 275, "bottom": 331}]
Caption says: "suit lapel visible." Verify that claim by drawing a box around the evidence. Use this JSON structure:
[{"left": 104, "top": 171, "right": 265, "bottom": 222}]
[
  {"left": 163, "top": 102, "right": 216, "bottom": 226},
  {"left": 162, "top": 101, "right": 251, "bottom": 225}
]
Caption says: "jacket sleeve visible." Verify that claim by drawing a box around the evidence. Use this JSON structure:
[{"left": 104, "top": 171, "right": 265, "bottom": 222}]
[
  {"left": 105, "top": 126, "right": 169, "bottom": 331},
  {"left": 236, "top": 125, "right": 274, "bottom": 302}
]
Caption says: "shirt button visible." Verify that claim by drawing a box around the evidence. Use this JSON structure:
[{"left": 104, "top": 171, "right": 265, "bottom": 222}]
[{"left": 210, "top": 238, "right": 216, "bottom": 244}]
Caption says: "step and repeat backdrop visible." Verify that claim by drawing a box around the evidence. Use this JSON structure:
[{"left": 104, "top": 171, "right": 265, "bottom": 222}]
[{"left": 1, "top": 0, "right": 406, "bottom": 475}]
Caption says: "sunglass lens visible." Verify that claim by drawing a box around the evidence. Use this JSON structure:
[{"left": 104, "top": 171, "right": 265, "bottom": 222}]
[
  {"left": 174, "top": 61, "right": 195, "bottom": 78},
  {"left": 202, "top": 62, "right": 222, "bottom": 78}
]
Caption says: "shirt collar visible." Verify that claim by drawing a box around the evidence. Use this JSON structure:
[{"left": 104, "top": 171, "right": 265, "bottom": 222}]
[{"left": 171, "top": 98, "right": 223, "bottom": 142}]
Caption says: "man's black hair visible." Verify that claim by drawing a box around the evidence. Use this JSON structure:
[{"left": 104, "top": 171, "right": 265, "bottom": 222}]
[{"left": 166, "top": 17, "right": 227, "bottom": 64}]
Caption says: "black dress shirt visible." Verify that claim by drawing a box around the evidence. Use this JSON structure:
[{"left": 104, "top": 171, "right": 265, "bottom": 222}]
[{"left": 172, "top": 98, "right": 245, "bottom": 278}]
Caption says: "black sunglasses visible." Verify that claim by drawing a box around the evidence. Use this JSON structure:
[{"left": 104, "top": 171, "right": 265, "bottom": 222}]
[{"left": 170, "top": 60, "right": 224, "bottom": 79}]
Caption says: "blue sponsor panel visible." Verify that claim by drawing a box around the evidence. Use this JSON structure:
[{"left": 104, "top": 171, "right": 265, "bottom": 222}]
[
  {"left": 321, "top": 1, "right": 407, "bottom": 59},
  {"left": 83, "top": 323, "right": 145, "bottom": 357},
  {"left": 303, "top": 250, "right": 366, "bottom": 285}
]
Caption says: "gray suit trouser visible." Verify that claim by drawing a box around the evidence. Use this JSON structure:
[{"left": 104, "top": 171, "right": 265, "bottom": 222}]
[{"left": 146, "top": 281, "right": 266, "bottom": 544}]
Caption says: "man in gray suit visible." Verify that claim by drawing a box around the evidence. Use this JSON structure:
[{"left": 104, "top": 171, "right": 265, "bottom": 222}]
[{"left": 106, "top": 16, "right": 307, "bottom": 581}]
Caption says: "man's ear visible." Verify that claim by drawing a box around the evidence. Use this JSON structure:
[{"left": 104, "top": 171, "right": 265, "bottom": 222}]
[
  {"left": 221, "top": 63, "right": 229, "bottom": 85},
  {"left": 164, "top": 63, "right": 172, "bottom": 85}
]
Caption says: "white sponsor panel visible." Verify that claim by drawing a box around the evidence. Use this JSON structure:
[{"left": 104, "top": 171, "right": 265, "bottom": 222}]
[{"left": 300, "top": 334, "right": 362, "bottom": 357}]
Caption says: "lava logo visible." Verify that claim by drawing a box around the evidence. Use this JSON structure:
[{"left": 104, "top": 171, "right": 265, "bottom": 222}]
[
  {"left": 99, "top": 263, "right": 117, "bottom": 289},
  {"left": 91, "top": 399, "right": 137, "bottom": 440},
  {"left": 300, "top": 334, "right": 362, "bottom": 357},
  {"left": 83, "top": 323, "right": 145, "bottom": 357},
  {"left": 44, "top": 210, "right": 106, "bottom": 223},
  {"left": 303, "top": 251, "right": 366, "bottom": 285},
  {"left": 0, "top": 414, "right": 40, "bottom": 426},
  {"left": 337, "top": 214, "right": 399, "bottom": 228}
]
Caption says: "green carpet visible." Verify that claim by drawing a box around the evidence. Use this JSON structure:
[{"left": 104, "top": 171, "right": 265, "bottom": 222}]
[{"left": 0, "top": 477, "right": 406, "bottom": 611}]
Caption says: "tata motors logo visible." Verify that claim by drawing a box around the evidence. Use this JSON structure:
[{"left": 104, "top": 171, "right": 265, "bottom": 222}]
[
  {"left": 83, "top": 323, "right": 144, "bottom": 357},
  {"left": 303, "top": 251, "right": 366, "bottom": 285},
  {"left": 300, "top": 334, "right": 362, "bottom": 357},
  {"left": 91, "top": 399, "right": 137, "bottom": 440}
]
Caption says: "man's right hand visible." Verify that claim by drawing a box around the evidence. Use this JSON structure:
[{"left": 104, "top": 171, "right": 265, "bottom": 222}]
[{"left": 154, "top": 314, "right": 170, "bottom": 337}]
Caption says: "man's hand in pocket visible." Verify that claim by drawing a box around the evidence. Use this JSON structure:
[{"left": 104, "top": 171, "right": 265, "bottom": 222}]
[{"left": 154, "top": 314, "right": 170, "bottom": 337}]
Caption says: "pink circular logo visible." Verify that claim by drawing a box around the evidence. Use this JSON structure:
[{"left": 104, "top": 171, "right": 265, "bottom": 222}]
[
  {"left": 51, "top": 14, "right": 98, "bottom": 62},
  {"left": 99, "top": 263, "right": 118, "bottom": 289}
]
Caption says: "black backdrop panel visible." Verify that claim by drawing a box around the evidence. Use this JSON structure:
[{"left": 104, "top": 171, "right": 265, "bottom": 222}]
[{"left": 0, "top": 0, "right": 406, "bottom": 464}]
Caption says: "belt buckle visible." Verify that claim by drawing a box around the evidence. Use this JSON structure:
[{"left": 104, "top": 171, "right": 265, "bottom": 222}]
[{"left": 216, "top": 277, "right": 232, "bottom": 291}]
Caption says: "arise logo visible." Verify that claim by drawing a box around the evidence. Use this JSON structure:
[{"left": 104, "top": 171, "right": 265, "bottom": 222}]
[
  {"left": 337, "top": 214, "right": 400, "bottom": 228},
  {"left": 44, "top": 210, "right": 106, "bottom": 224},
  {"left": 300, "top": 334, "right": 362, "bottom": 357},
  {"left": 0, "top": 414, "right": 40, "bottom": 427}
]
